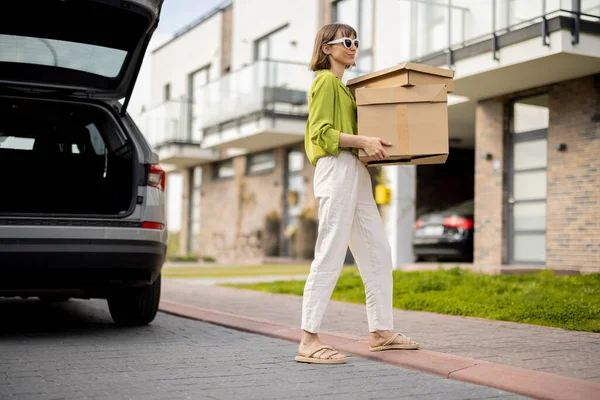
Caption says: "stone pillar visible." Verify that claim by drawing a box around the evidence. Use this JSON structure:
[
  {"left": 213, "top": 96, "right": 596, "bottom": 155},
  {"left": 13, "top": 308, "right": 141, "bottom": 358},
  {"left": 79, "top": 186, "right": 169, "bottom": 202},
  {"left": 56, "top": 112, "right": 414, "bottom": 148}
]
[
  {"left": 384, "top": 165, "right": 416, "bottom": 269},
  {"left": 178, "top": 168, "right": 192, "bottom": 256},
  {"left": 474, "top": 99, "right": 506, "bottom": 266}
]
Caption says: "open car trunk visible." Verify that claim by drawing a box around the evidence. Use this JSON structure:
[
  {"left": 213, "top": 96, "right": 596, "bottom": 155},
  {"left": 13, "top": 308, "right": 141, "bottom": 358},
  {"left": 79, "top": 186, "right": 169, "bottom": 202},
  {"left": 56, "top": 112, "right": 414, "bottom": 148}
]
[
  {"left": 0, "top": 96, "right": 135, "bottom": 216},
  {"left": 0, "top": 0, "right": 163, "bottom": 109}
]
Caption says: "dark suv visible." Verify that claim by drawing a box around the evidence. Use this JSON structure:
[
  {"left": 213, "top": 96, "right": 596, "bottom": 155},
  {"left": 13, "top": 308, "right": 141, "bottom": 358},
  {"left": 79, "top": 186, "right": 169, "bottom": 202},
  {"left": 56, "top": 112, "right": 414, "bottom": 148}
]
[{"left": 0, "top": 0, "right": 167, "bottom": 326}]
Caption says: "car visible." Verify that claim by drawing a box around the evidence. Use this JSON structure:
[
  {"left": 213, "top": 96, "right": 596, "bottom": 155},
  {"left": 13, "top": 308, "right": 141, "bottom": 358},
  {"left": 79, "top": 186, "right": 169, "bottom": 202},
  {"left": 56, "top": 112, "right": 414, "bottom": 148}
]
[
  {"left": 0, "top": 0, "right": 167, "bottom": 326},
  {"left": 412, "top": 199, "right": 474, "bottom": 262}
]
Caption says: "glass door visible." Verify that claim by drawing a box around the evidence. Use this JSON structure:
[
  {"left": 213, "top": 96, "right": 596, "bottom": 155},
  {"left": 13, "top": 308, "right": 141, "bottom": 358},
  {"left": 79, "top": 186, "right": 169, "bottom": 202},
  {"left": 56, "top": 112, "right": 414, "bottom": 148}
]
[
  {"left": 283, "top": 148, "right": 305, "bottom": 256},
  {"left": 188, "top": 66, "right": 210, "bottom": 142},
  {"left": 508, "top": 94, "right": 549, "bottom": 264}
]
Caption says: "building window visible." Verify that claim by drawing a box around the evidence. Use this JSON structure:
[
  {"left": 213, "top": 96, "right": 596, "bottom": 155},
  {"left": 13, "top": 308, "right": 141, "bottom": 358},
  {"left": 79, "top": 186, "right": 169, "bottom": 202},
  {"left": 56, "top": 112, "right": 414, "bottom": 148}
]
[
  {"left": 188, "top": 66, "right": 211, "bottom": 142},
  {"left": 253, "top": 24, "right": 290, "bottom": 61},
  {"left": 213, "top": 159, "right": 234, "bottom": 179},
  {"left": 332, "top": 0, "right": 373, "bottom": 72},
  {"left": 247, "top": 151, "right": 276, "bottom": 175},
  {"left": 163, "top": 83, "right": 171, "bottom": 101}
]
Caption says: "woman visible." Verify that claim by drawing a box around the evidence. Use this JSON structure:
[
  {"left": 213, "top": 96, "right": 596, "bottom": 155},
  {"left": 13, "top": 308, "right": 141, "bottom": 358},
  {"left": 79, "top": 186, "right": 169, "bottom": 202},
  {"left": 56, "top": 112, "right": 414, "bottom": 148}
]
[{"left": 295, "top": 23, "right": 419, "bottom": 365}]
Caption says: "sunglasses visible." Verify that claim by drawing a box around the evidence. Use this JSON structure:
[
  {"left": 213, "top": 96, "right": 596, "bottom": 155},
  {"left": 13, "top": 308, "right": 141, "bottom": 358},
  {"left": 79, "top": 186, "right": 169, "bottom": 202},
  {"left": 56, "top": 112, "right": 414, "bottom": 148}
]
[{"left": 327, "top": 37, "right": 360, "bottom": 49}]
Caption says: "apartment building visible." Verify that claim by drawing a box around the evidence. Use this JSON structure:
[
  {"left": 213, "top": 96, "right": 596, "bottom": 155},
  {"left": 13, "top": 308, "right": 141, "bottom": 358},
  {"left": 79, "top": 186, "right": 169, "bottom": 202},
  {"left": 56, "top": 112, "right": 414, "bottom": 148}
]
[{"left": 137, "top": 0, "right": 600, "bottom": 272}]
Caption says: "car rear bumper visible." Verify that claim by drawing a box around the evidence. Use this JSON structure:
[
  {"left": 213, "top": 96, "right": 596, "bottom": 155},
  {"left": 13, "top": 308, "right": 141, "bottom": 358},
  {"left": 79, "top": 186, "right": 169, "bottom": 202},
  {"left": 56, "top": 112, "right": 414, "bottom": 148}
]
[
  {"left": 0, "top": 238, "right": 166, "bottom": 296},
  {"left": 413, "top": 238, "right": 472, "bottom": 259}
]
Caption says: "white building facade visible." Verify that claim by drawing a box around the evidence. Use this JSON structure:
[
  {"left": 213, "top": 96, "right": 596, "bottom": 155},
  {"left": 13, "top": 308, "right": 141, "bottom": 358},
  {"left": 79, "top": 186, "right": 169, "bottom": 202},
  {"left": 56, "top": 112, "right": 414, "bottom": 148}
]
[{"left": 136, "top": 0, "right": 600, "bottom": 272}]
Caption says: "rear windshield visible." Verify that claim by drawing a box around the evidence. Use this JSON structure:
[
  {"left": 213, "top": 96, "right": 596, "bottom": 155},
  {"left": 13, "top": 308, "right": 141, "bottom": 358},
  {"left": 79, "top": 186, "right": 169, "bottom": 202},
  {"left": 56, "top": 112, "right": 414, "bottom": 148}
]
[
  {"left": 0, "top": 34, "right": 127, "bottom": 78},
  {"left": 0, "top": 97, "right": 127, "bottom": 155}
]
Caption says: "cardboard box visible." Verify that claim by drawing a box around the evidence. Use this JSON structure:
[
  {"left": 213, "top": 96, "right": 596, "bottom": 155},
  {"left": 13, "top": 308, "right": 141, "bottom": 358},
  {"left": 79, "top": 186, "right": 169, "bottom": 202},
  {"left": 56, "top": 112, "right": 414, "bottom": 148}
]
[
  {"left": 347, "top": 62, "right": 455, "bottom": 96},
  {"left": 355, "top": 84, "right": 449, "bottom": 167}
]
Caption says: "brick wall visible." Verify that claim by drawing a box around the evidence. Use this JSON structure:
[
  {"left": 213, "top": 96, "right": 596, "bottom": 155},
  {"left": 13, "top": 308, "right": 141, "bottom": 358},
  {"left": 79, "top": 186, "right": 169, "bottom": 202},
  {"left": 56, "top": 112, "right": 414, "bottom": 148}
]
[
  {"left": 546, "top": 74, "right": 600, "bottom": 272},
  {"left": 196, "top": 148, "right": 292, "bottom": 260},
  {"left": 474, "top": 99, "right": 506, "bottom": 266}
]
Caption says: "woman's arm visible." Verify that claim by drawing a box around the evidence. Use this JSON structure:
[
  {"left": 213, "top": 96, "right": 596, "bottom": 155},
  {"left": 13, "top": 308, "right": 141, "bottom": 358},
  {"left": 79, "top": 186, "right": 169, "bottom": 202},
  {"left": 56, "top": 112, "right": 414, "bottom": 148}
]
[
  {"left": 307, "top": 76, "right": 342, "bottom": 156},
  {"left": 307, "top": 74, "right": 391, "bottom": 161},
  {"left": 339, "top": 133, "right": 392, "bottom": 161}
]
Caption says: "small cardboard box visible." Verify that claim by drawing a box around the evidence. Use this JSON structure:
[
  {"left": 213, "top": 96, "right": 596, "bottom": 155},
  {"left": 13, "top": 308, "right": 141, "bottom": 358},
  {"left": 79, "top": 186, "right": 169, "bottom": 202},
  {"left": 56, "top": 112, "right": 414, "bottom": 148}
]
[
  {"left": 347, "top": 62, "right": 455, "bottom": 96},
  {"left": 355, "top": 84, "right": 449, "bottom": 166}
]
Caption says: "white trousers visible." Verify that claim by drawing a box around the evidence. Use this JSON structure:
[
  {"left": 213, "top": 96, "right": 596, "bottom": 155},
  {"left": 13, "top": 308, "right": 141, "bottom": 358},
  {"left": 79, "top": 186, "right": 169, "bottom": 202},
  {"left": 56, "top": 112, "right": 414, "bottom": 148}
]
[{"left": 301, "top": 151, "right": 394, "bottom": 333}]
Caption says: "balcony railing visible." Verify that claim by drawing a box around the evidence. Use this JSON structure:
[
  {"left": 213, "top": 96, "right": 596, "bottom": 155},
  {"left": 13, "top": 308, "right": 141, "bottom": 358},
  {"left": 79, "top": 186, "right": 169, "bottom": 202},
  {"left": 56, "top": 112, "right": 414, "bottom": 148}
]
[
  {"left": 136, "top": 59, "right": 372, "bottom": 150},
  {"left": 195, "top": 59, "right": 314, "bottom": 131},
  {"left": 397, "top": 0, "right": 599, "bottom": 66},
  {"left": 136, "top": 100, "right": 194, "bottom": 149}
]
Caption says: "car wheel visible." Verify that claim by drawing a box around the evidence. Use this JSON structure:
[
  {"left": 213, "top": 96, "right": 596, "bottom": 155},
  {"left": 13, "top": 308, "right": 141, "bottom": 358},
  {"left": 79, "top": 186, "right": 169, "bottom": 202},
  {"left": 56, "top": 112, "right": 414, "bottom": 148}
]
[{"left": 107, "top": 275, "right": 161, "bottom": 326}]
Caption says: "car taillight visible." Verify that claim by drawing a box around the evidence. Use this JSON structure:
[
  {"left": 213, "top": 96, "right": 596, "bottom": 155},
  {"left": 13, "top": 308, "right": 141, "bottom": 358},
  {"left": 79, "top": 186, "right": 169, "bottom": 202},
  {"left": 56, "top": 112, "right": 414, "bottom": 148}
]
[
  {"left": 443, "top": 216, "right": 473, "bottom": 229},
  {"left": 414, "top": 219, "right": 423, "bottom": 229},
  {"left": 148, "top": 164, "right": 166, "bottom": 191},
  {"left": 142, "top": 221, "right": 164, "bottom": 230}
]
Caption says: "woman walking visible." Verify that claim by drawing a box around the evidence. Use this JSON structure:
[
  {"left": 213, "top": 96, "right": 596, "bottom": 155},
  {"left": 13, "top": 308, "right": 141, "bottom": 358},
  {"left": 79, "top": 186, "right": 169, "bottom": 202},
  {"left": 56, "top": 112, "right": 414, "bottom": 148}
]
[{"left": 295, "top": 23, "right": 419, "bottom": 365}]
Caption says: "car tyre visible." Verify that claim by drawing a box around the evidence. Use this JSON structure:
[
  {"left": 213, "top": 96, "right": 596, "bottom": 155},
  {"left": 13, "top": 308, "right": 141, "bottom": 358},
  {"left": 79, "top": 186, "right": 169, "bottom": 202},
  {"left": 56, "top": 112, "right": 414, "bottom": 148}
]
[{"left": 108, "top": 275, "right": 161, "bottom": 326}]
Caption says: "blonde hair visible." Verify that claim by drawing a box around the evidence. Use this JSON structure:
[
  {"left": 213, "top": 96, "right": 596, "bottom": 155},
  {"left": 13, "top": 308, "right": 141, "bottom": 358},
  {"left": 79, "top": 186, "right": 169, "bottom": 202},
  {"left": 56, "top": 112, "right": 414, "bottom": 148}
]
[{"left": 309, "top": 23, "right": 357, "bottom": 71}]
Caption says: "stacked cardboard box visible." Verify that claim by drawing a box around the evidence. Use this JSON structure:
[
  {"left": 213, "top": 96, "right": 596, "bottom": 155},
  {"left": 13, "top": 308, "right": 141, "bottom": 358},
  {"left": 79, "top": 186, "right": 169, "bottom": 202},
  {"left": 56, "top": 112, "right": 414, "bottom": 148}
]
[{"left": 346, "top": 62, "right": 455, "bottom": 167}]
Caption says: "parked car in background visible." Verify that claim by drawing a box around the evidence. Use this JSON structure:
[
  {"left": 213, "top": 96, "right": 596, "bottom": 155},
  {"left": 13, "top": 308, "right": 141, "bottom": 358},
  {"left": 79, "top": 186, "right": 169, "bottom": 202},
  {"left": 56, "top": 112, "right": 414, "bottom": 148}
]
[
  {"left": 0, "top": 0, "right": 167, "bottom": 326},
  {"left": 413, "top": 199, "right": 474, "bottom": 262}
]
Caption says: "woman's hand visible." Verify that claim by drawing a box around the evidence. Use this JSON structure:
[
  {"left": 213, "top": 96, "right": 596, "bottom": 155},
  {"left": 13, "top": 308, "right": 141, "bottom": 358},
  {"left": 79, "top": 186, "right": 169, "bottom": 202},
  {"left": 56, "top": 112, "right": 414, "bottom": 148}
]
[{"left": 362, "top": 137, "right": 392, "bottom": 161}]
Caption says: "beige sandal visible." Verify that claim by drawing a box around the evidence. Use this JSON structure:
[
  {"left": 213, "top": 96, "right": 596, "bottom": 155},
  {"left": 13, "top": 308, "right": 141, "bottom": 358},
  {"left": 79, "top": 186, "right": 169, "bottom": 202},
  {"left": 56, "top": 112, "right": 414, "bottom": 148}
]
[
  {"left": 369, "top": 332, "right": 420, "bottom": 351},
  {"left": 295, "top": 345, "right": 347, "bottom": 364}
]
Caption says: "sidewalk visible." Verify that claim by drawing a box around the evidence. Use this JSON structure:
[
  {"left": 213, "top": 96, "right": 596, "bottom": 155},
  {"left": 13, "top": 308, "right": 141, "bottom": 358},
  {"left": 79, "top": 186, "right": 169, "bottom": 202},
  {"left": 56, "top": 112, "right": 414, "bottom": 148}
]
[{"left": 160, "top": 277, "right": 600, "bottom": 399}]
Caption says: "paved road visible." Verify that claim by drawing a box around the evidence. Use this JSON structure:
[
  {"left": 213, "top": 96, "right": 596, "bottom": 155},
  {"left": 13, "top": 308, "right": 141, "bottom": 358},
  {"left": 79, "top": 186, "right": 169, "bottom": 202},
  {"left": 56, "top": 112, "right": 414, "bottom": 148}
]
[
  {"left": 161, "top": 279, "right": 600, "bottom": 382},
  {"left": 0, "top": 298, "right": 523, "bottom": 400}
]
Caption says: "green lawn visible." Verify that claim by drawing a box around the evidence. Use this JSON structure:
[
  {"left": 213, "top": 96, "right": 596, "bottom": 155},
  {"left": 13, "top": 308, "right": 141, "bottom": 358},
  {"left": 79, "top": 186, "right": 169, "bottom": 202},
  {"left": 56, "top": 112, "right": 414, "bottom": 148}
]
[{"left": 225, "top": 268, "right": 600, "bottom": 332}]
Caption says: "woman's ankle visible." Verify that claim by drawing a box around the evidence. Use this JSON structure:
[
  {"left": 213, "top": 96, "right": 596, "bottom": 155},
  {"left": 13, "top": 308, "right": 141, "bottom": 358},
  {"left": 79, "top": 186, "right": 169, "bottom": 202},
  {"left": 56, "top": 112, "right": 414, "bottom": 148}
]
[
  {"left": 370, "top": 330, "right": 392, "bottom": 339},
  {"left": 301, "top": 330, "right": 319, "bottom": 345}
]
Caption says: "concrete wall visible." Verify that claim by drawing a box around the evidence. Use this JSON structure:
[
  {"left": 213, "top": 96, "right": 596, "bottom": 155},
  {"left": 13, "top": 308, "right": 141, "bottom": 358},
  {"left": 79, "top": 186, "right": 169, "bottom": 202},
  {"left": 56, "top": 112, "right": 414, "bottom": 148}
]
[{"left": 150, "top": 11, "right": 223, "bottom": 106}]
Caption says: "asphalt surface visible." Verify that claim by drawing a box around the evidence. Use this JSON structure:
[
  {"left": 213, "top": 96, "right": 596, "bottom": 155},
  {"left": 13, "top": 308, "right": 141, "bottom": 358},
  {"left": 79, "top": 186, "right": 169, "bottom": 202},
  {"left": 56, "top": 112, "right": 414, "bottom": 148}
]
[{"left": 0, "top": 298, "right": 525, "bottom": 400}]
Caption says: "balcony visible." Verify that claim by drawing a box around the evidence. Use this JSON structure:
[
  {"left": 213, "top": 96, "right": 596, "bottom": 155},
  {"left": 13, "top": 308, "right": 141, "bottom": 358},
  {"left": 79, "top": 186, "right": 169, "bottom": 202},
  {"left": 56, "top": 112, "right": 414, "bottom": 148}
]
[
  {"left": 136, "top": 59, "right": 372, "bottom": 161},
  {"left": 194, "top": 60, "right": 313, "bottom": 153},
  {"left": 394, "top": 0, "right": 600, "bottom": 100},
  {"left": 136, "top": 100, "right": 218, "bottom": 169},
  {"left": 387, "top": 0, "right": 600, "bottom": 150}
]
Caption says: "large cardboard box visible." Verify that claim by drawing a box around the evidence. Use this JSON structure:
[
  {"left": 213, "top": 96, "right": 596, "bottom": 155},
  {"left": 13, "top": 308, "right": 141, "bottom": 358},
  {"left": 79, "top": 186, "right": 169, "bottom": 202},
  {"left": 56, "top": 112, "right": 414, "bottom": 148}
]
[
  {"left": 347, "top": 62, "right": 455, "bottom": 96},
  {"left": 355, "top": 84, "right": 449, "bottom": 166}
]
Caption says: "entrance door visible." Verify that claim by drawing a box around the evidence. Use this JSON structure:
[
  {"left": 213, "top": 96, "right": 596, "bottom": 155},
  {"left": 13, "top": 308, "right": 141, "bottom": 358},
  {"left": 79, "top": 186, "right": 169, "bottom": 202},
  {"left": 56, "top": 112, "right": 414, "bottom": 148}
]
[{"left": 507, "top": 94, "right": 549, "bottom": 264}]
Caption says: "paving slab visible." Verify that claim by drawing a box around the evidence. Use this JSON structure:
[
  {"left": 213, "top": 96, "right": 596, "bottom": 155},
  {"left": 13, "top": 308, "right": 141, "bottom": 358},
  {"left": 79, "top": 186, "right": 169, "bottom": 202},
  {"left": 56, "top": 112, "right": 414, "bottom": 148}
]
[
  {"left": 0, "top": 298, "right": 521, "bottom": 400},
  {"left": 160, "top": 278, "right": 600, "bottom": 399}
]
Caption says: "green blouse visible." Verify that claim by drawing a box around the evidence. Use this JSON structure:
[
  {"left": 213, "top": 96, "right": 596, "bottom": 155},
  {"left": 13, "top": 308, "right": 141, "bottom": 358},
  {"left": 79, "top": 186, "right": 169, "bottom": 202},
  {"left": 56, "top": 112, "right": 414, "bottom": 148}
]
[{"left": 304, "top": 69, "right": 359, "bottom": 167}]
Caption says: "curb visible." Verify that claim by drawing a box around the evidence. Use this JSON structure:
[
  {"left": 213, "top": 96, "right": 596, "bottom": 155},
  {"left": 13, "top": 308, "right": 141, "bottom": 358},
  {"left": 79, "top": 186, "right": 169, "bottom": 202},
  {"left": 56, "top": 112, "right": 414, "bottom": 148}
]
[{"left": 159, "top": 300, "right": 600, "bottom": 400}]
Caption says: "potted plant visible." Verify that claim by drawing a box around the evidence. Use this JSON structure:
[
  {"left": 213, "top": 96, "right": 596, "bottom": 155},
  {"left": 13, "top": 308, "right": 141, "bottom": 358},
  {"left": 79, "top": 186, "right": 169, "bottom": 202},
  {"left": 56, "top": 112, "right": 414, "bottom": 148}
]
[
  {"left": 295, "top": 206, "right": 318, "bottom": 259},
  {"left": 263, "top": 210, "right": 281, "bottom": 256}
]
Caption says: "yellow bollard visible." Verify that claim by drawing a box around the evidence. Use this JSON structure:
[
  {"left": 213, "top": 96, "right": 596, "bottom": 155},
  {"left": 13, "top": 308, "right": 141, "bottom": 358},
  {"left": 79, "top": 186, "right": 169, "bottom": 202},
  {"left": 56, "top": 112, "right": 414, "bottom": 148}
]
[{"left": 375, "top": 184, "right": 391, "bottom": 205}]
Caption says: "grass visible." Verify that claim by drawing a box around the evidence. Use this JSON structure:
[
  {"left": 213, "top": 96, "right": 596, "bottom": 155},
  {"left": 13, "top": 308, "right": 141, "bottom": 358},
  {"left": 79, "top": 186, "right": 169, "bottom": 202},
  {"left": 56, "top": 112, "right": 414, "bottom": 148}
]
[
  {"left": 162, "top": 264, "right": 314, "bottom": 279},
  {"left": 225, "top": 267, "right": 600, "bottom": 332}
]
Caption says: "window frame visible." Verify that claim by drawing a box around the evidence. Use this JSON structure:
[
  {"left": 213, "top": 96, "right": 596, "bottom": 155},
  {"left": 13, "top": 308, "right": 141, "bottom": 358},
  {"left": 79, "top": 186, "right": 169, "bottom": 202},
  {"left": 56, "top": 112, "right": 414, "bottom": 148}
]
[
  {"left": 213, "top": 159, "right": 235, "bottom": 180},
  {"left": 253, "top": 23, "right": 290, "bottom": 61},
  {"left": 246, "top": 150, "right": 277, "bottom": 176},
  {"left": 331, "top": 0, "right": 374, "bottom": 72}
]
